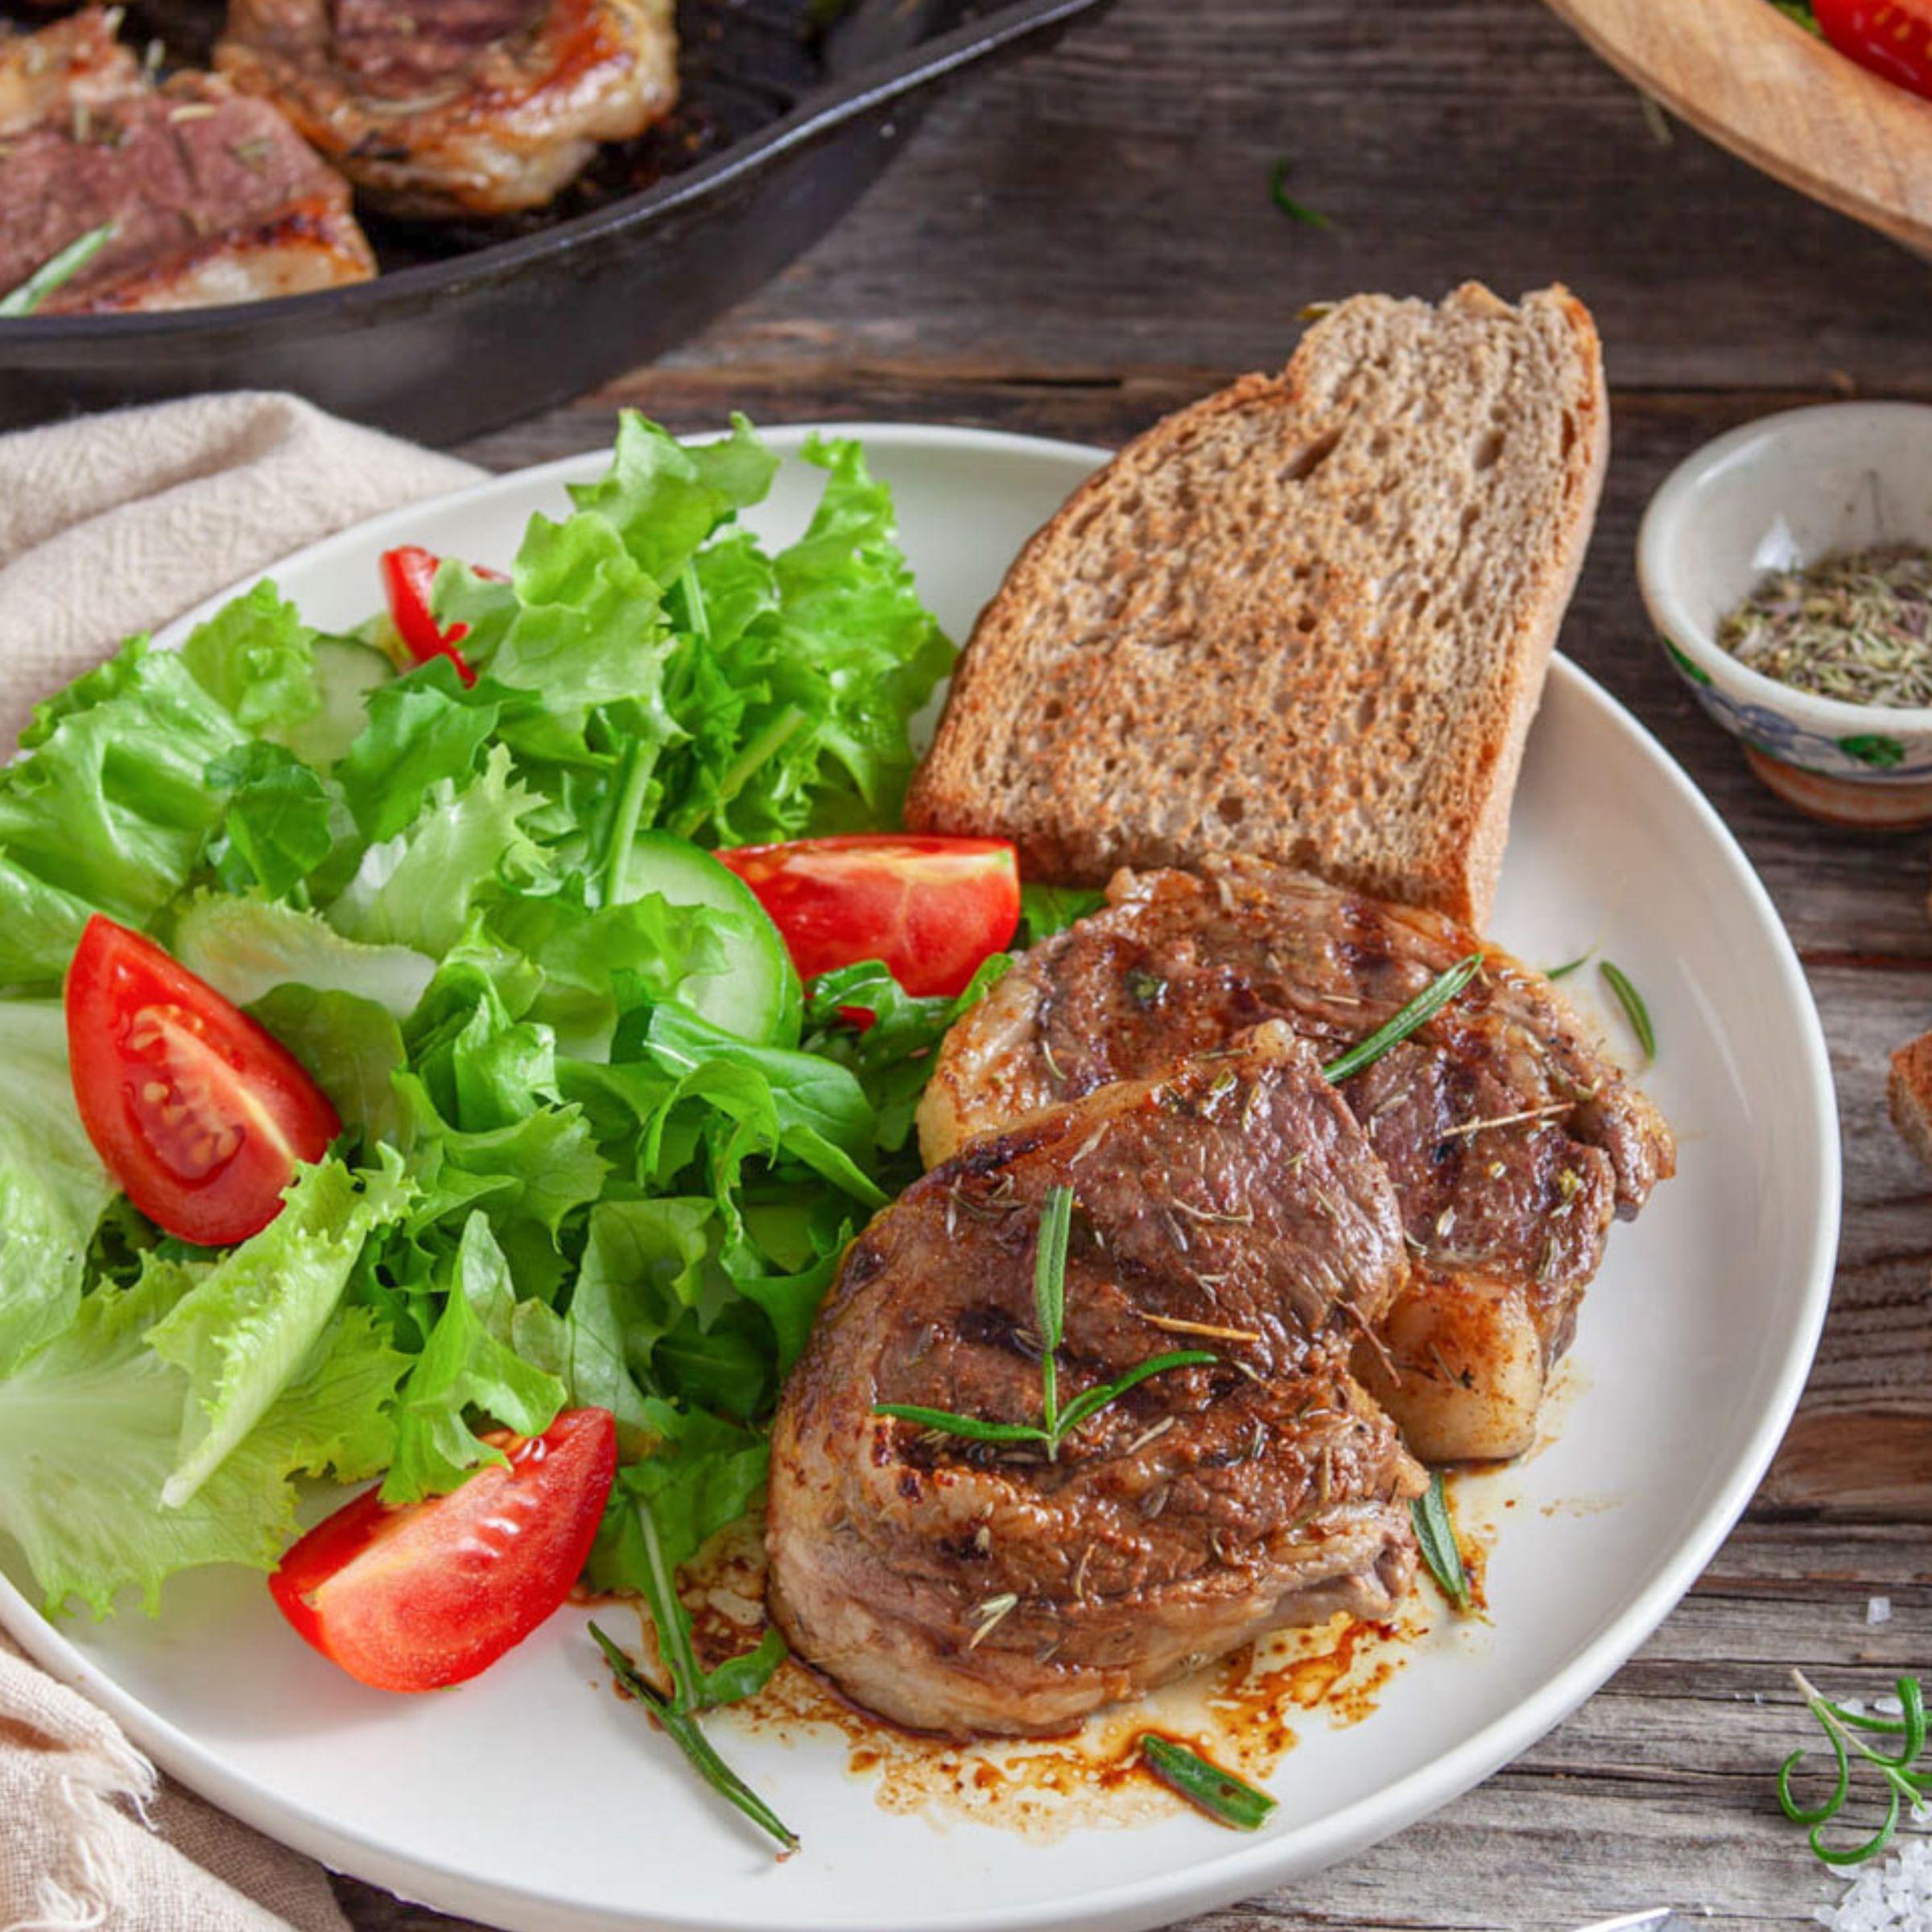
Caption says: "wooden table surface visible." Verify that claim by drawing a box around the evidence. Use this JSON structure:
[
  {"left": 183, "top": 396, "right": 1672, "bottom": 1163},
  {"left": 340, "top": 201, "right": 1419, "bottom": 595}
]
[{"left": 341, "top": 3, "right": 1932, "bottom": 1927}]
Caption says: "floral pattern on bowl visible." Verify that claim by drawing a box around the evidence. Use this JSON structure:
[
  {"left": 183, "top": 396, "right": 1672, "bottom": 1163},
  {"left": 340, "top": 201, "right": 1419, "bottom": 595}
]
[{"left": 1658, "top": 638, "right": 1932, "bottom": 780}]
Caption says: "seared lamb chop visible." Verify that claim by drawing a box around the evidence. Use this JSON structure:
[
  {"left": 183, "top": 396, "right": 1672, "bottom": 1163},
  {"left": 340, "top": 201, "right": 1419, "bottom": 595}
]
[
  {"left": 0, "top": 8, "right": 138, "bottom": 137},
  {"left": 768, "top": 1022, "right": 1425, "bottom": 1738},
  {"left": 0, "top": 11, "right": 374, "bottom": 312},
  {"left": 919, "top": 856, "right": 1675, "bottom": 1465},
  {"left": 215, "top": 0, "right": 677, "bottom": 217}
]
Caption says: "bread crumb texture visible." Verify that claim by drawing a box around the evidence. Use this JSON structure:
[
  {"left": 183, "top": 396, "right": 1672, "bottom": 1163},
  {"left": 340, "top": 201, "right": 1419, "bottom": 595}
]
[{"left": 906, "top": 283, "right": 1608, "bottom": 928}]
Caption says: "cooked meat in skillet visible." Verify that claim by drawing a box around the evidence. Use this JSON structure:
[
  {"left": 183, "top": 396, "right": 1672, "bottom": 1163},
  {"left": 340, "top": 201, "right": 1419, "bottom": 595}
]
[
  {"left": 0, "top": 7, "right": 137, "bottom": 138},
  {"left": 215, "top": 0, "right": 678, "bottom": 217},
  {"left": 768, "top": 1022, "right": 1425, "bottom": 1738},
  {"left": 918, "top": 855, "right": 1675, "bottom": 1465},
  {"left": 0, "top": 11, "right": 376, "bottom": 312}
]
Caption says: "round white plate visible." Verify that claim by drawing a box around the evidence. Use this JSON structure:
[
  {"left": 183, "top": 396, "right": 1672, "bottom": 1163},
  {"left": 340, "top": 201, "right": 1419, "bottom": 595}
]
[{"left": 0, "top": 425, "right": 1840, "bottom": 1932}]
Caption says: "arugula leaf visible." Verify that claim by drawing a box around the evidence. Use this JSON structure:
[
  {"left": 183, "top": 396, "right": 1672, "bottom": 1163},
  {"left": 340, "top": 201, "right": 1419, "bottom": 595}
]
[
  {"left": 382, "top": 1213, "right": 565, "bottom": 1503},
  {"left": 1018, "top": 882, "right": 1105, "bottom": 943},
  {"left": 336, "top": 666, "right": 500, "bottom": 842},
  {"left": 145, "top": 1150, "right": 413, "bottom": 1509},
  {"left": 250, "top": 985, "right": 411, "bottom": 1151},
  {"left": 205, "top": 743, "right": 335, "bottom": 899}
]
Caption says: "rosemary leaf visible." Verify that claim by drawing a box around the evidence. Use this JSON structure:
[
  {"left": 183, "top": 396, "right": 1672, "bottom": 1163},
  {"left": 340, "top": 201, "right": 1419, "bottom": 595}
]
[
  {"left": 1546, "top": 947, "right": 1594, "bottom": 981},
  {"left": 1777, "top": 1670, "right": 1932, "bottom": 1867},
  {"left": 1138, "top": 1734, "right": 1278, "bottom": 1831},
  {"left": 592, "top": 1623, "right": 798, "bottom": 1854},
  {"left": 871, "top": 1404, "right": 1050, "bottom": 1444},
  {"left": 1034, "top": 1183, "right": 1074, "bottom": 1432},
  {"left": 1268, "top": 157, "right": 1332, "bottom": 229},
  {"left": 1600, "top": 960, "right": 1655, "bottom": 1062},
  {"left": 0, "top": 222, "right": 114, "bottom": 319},
  {"left": 1323, "top": 953, "right": 1484, "bottom": 1084},
  {"left": 1055, "top": 1350, "right": 1220, "bottom": 1441},
  {"left": 1411, "top": 1470, "right": 1471, "bottom": 1612}
]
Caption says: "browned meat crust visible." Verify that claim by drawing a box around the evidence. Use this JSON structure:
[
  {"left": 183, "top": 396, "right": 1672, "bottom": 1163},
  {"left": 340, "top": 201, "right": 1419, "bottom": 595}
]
[
  {"left": 0, "top": 22, "right": 375, "bottom": 313},
  {"left": 768, "top": 1023, "right": 1425, "bottom": 1738},
  {"left": 918, "top": 855, "right": 1675, "bottom": 1463},
  {"left": 215, "top": 0, "right": 677, "bottom": 217}
]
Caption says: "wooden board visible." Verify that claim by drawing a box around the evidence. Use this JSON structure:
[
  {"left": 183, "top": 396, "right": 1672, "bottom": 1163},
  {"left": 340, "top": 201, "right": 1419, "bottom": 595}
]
[{"left": 1544, "top": 0, "right": 1932, "bottom": 255}]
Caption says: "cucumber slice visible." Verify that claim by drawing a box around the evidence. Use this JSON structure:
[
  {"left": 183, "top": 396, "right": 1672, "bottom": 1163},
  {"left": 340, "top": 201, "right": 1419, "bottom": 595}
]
[
  {"left": 281, "top": 636, "right": 393, "bottom": 769},
  {"left": 622, "top": 831, "right": 802, "bottom": 1047}
]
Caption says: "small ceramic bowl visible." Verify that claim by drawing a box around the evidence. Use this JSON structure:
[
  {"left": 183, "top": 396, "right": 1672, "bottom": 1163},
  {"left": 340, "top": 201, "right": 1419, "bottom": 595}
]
[{"left": 1637, "top": 401, "right": 1932, "bottom": 828}]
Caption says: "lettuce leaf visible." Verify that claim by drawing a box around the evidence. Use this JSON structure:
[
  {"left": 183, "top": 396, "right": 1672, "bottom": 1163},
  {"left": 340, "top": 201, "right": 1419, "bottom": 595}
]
[
  {"left": 0, "top": 1265, "right": 406, "bottom": 1618},
  {"left": 171, "top": 893, "right": 436, "bottom": 1018},
  {"left": 0, "top": 1003, "right": 118, "bottom": 1377},
  {"left": 0, "top": 638, "right": 247, "bottom": 982},
  {"left": 145, "top": 1150, "right": 413, "bottom": 1509},
  {"left": 176, "top": 580, "right": 320, "bottom": 742}
]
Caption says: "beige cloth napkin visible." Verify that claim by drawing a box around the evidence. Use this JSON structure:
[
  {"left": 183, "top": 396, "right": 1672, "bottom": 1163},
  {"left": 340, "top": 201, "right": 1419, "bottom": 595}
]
[
  {"left": 0, "top": 390, "right": 479, "bottom": 746},
  {"left": 0, "top": 393, "right": 485, "bottom": 1932}
]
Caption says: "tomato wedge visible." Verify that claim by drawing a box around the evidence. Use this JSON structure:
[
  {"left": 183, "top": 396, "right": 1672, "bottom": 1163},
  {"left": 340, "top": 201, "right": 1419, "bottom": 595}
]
[
  {"left": 1814, "top": 0, "right": 1932, "bottom": 97},
  {"left": 270, "top": 1409, "right": 617, "bottom": 1694},
  {"left": 713, "top": 834, "right": 1021, "bottom": 999},
  {"left": 380, "top": 545, "right": 506, "bottom": 687},
  {"left": 64, "top": 915, "right": 341, "bottom": 1247}
]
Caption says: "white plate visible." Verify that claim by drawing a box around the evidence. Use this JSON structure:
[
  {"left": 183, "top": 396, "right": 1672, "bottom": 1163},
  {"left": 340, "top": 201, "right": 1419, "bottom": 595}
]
[{"left": 0, "top": 425, "right": 1840, "bottom": 1932}]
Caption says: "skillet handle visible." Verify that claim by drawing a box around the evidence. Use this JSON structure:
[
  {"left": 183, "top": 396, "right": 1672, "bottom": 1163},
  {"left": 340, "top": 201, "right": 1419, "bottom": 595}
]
[{"left": 794, "top": 0, "right": 1113, "bottom": 134}]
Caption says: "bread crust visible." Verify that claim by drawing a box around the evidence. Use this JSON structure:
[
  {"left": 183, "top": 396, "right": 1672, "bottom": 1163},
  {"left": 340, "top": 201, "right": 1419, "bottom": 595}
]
[{"left": 905, "top": 283, "right": 1609, "bottom": 928}]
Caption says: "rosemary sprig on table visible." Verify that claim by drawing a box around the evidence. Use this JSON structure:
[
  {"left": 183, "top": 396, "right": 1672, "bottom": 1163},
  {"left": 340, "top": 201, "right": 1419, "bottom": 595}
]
[
  {"left": 874, "top": 1183, "right": 1218, "bottom": 1456},
  {"left": 1778, "top": 1670, "right": 1932, "bottom": 1866},
  {"left": 0, "top": 222, "right": 115, "bottom": 318},
  {"left": 592, "top": 1493, "right": 795, "bottom": 1854},
  {"left": 1410, "top": 1470, "right": 1471, "bottom": 1612},
  {"left": 1268, "top": 156, "right": 1332, "bottom": 230},
  {"left": 1138, "top": 1734, "right": 1278, "bottom": 1831}
]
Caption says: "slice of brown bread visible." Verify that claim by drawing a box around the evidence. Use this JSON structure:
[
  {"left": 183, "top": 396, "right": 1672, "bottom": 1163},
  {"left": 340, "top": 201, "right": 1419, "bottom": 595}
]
[
  {"left": 1890, "top": 1032, "right": 1932, "bottom": 1172},
  {"left": 904, "top": 282, "right": 1608, "bottom": 928}
]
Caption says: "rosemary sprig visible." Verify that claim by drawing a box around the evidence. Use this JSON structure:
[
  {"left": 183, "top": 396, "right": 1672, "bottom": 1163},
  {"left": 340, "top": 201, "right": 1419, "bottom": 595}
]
[
  {"left": 873, "top": 1183, "right": 1216, "bottom": 1459},
  {"left": 1323, "top": 953, "right": 1484, "bottom": 1084},
  {"left": 1778, "top": 1670, "right": 1932, "bottom": 1866},
  {"left": 1268, "top": 156, "right": 1332, "bottom": 229},
  {"left": 592, "top": 1624, "right": 797, "bottom": 1854},
  {"left": 1137, "top": 1734, "right": 1278, "bottom": 1831},
  {"left": 1600, "top": 960, "right": 1655, "bottom": 1062},
  {"left": 593, "top": 1493, "right": 794, "bottom": 1854},
  {"left": 1410, "top": 1470, "right": 1471, "bottom": 1612},
  {"left": 0, "top": 222, "right": 114, "bottom": 319}
]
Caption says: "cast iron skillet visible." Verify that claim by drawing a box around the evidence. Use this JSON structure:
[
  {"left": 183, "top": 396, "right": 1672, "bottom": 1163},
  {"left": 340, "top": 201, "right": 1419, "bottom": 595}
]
[{"left": 0, "top": 0, "right": 1108, "bottom": 445}]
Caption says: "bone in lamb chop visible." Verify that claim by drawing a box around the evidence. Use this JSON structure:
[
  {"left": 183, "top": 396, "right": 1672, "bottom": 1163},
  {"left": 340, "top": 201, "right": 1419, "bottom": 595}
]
[
  {"left": 767, "top": 1022, "right": 1426, "bottom": 1739},
  {"left": 918, "top": 854, "right": 1676, "bottom": 1466},
  {"left": 214, "top": 0, "right": 677, "bottom": 217},
  {"left": 0, "top": 7, "right": 376, "bottom": 312}
]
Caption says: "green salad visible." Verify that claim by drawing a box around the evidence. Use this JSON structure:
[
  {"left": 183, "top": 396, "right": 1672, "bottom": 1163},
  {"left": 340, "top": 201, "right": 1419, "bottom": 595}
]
[{"left": 0, "top": 413, "right": 1003, "bottom": 1705}]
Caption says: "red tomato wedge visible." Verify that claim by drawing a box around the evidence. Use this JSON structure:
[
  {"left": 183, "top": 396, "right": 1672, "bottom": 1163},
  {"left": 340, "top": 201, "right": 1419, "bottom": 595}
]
[
  {"left": 713, "top": 834, "right": 1020, "bottom": 999},
  {"left": 64, "top": 915, "right": 341, "bottom": 1247},
  {"left": 1814, "top": 0, "right": 1932, "bottom": 97},
  {"left": 379, "top": 546, "right": 506, "bottom": 687},
  {"left": 270, "top": 1409, "right": 617, "bottom": 1694}
]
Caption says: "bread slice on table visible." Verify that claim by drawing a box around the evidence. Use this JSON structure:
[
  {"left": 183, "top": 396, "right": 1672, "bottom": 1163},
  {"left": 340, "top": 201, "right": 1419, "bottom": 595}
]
[
  {"left": 904, "top": 283, "right": 1608, "bottom": 930},
  {"left": 1889, "top": 1032, "right": 1932, "bottom": 1172}
]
